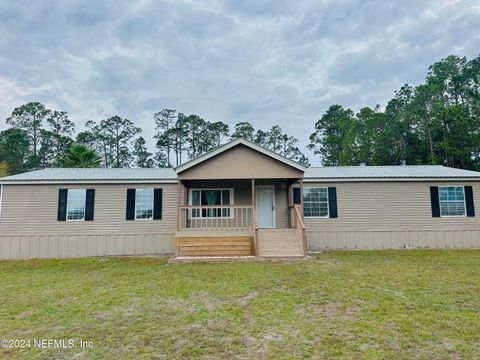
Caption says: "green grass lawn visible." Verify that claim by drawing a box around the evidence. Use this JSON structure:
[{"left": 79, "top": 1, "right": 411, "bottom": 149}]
[{"left": 1, "top": 250, "right": 480, "bottom": 359}]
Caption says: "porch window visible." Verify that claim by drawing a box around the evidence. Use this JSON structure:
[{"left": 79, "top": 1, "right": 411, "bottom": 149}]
[
  {"left": 190, "top": 189, "right": 233, "bottom": 218},
  {"left": 303, "top": 187, "right": 329, "bottom": 218},
  {"left": 439, "top": 186, "right": 466, "bottom": 217}
]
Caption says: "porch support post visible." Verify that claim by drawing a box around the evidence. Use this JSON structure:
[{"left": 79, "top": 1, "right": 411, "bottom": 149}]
[
  {"left": 299, "top": 178, "right": 304, "bottom": 221},
  {"left": 183, "top": 181, "right": 188, "bottom": 206},
  {"left": 299, "top": 178, "right": 307, "bottom": 256},
  {"left": 287, "top": 180, "right": 293, "bottom": 228},
  {"left": 175, "top": 180, "right": 182, "bottom": 257},
  {"left": 176, "top": 181, "right": 182, "bottom": 231},
  {"left": 251, "top": 179, "right": 256, "bottom": 227},
  {"left": 251, "top": 179, "right": 258, "bottom": 256}
]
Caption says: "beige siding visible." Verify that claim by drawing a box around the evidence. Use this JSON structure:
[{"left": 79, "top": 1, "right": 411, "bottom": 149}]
[
  {"left": 0, "top": 183, "right": 178, "bottom": 234},
  {"left": 178, "top": 145, "right": 303, "bottom": 180},
  {"left": 270, "top": 181, "right": 289, "bottom": 229},
  {"left": 0, "top": 183, "right": 177, "bottom": 259},
  {"left": 305, "top": 181, "right": 480, "bottom": 249}
]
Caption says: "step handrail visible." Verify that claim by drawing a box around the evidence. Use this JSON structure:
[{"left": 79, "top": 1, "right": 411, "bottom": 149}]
[
  {"left": 293, "top": 205, "right": 306, "bottom": 230},
  {"left": 293, "top": 204, "right": 307, "bottom": 256}
]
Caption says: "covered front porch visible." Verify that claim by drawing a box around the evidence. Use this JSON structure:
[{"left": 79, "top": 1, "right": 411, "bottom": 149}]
[
  {"left": 175, "top": 178, "right": 306, "bottom": 257},
  {"left": 173, "top": 138, "right": 308, "bottom": 258}
]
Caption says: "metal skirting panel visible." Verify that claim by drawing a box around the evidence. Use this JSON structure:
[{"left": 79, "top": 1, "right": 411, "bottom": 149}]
[
  {"left": 4, "top": 231, "right": 479, "bottom": 259},
  {"left": 0, "top": 233, "right": 176, "bottom": 260},
  {"left": 307, "top": 230, "right": 480, "bottom": 250}
]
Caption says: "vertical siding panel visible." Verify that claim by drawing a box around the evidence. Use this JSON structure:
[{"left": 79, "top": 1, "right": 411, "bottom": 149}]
[
  {"left": 328, "top": 232, "right": 333, "bottom": 249},
  {"left": 340, "top": 232, "right": 346, "bottom": 248},
  {"left": 440, "top": 231, "right": 447, "bottom": 248},
  {"left": 412, "top": 231, "right": 417, "bottom": 248},
  {"left": 311, "top": 232, "right": 317, "bottom": 249},
  {"left": 469, "top": 231, "right": 474, "bottom": 248},
  {"left": 321, "top": 232, "right": 328, "bottom": 249},
  {"left": 335, "top": 232, "right": 341, "bottom": 249},
  {"left": 471, "top": 231, "right": 476, "bottom": 247},
  {"left": 376, "top": 232, "right": 382, "bottom": 249},
  {"left": 437, "top": 231, "right": 443, "bottom": 248},
  {"left": 345, "top": 232, "right": 351, "bottom": 249},
  {"left": 428, "top": 232, "right": 434, "bottom": 249},
  {"left": 9, "top": 237, "right": 16, "bottom": 259},
  {"left": 438, "top": 231, "right": 444, "bottom": 248},
  {"left": 385, "top": 232, "right": 391, "bottom": 249},
  {"left": 471, "top": 231, "right": 477, "bottom": 247},
  {"left": 361, "top": 231, "right": 367, "bottom": 249}
]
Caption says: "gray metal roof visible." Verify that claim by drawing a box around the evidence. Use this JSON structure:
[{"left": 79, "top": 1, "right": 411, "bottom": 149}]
[
  {"left": 0, "top": 168, "right": 177, "bottom": 183},
  {"left": 304, "top": 165, "right": 480, "bottom": 179},
  {"left": 1, "top": 165, "right": 480, "bottom": 184}
]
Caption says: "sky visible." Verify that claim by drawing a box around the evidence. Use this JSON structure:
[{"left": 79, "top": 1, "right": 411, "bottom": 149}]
[{"left": 0, "top": 0, "right": 479, "bottom": 164}]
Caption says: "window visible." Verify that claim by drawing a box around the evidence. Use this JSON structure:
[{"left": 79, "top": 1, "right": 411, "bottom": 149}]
[
  {"left": 66, "top": 189, "right": 86, "bottom": 221},
  {"left": 135, "top": 188, "right": 154, "bottom": 220},
  {"left": 304, "top": 187, "right": 329, "bottom": 217},
  {"left": 190, "top": 189, "right": 233, "bottom": 218},
  {"left": 439, "top": 186, "right": 466, "bottom": 217}
]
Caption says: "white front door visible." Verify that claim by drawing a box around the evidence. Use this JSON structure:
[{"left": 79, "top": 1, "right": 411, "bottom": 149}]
[{"left": 256, "top": 185, "right": 275, "bottom": 228}]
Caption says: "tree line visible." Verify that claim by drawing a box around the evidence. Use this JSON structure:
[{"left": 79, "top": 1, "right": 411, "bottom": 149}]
[
  {"left": 0, "top": 104, "right": 310, "bottom": 175},
  {"left": 309, "top": 54, "right": 480, "bottom": 170},
  {"left": 1, "top": 53, "right": 479, "bottom": 175}
]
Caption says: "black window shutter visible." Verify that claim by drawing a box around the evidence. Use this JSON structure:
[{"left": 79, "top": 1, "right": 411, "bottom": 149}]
[
  {"left": 85, "top": 189, "right": 95, "bottom": 221},
  {"left": 153, "top": 188, "right": 163, "bottom": 220},
  {"left": 293, "top": 187, "right": 301, "bottom": 205},
  {"left": 58, "top": 189, "right": 68, "bottom": 221},
  {"left": 126, "top": 189, "right": 136, "bottom": 220},
  {"left": 328, "top": 187, "right": 338, "bottom": 218},
  {"left": 430, "top": 186, "right": 440, "bottom": 217},
  {"left": 465, "top": 186, "right": 475, "bottom": 217}
]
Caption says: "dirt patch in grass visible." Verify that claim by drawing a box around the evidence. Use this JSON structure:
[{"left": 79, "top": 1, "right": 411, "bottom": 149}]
[{"left": 191, "top": 291, "right": 224, "bottom": 311}]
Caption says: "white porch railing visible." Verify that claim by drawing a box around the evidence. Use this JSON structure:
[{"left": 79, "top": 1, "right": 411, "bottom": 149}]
[{"left": 179, "top": 206, "right": 254, "bottom": 231}]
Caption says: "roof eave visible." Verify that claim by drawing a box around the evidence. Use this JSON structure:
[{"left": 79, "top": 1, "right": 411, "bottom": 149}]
[
  {"left": 303, "top": 177, "right": 480, "bottom": 182},
  {"left": 0, "top": 179, "right": 178, "bottom": 185}
]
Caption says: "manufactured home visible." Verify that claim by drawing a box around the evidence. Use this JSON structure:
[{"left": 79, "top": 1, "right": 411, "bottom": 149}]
[{"left": 1, "top": 138, "right": 480, "bottom": 260}]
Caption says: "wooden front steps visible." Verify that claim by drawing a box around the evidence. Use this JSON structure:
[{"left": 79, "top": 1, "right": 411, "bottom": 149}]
[
  {"left": 174, "top": 229, "right": 305, "bottom": 259},
  {"left": 176, "top": 236, "right": 254, "bottom": 257},
  {"left": 257, "top": 228, "right": 304, "bottom": 258}
]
